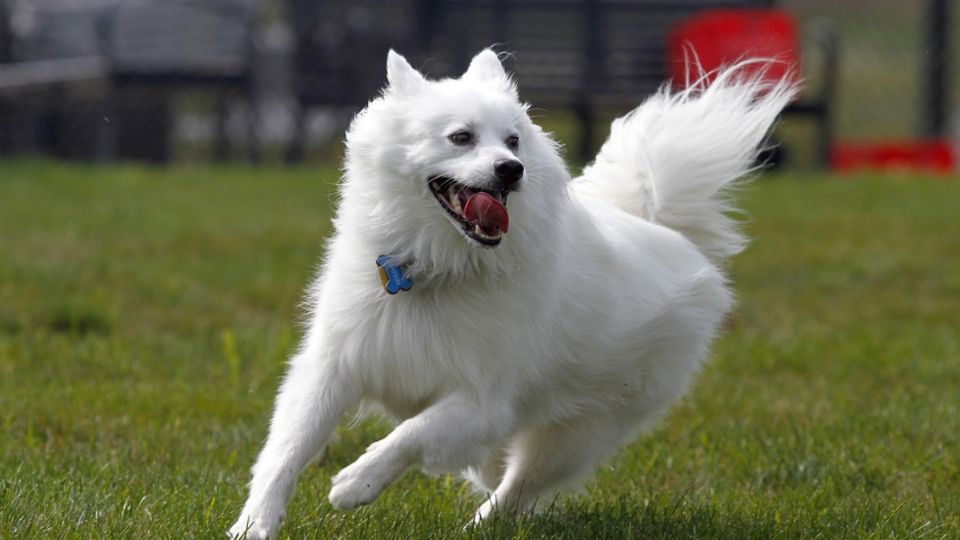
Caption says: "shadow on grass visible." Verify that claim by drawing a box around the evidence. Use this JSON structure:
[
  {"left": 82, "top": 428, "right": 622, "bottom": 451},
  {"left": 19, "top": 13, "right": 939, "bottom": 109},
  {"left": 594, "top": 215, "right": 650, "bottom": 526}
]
[
  {"left": 43, "top": 304, "right": 112, "bottom": 336},
  {"left": 465, "top": 495, "right": 778, "bottom": 540}
]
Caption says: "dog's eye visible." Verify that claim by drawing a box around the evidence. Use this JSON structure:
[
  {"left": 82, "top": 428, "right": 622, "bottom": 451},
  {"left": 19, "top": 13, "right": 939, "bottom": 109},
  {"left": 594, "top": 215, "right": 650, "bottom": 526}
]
[
  {"left": 506, "top": 135, "right": 519, "bottom": 150},
  {"left": 448, "top": 131, "right": 474, "bottom": 145}
]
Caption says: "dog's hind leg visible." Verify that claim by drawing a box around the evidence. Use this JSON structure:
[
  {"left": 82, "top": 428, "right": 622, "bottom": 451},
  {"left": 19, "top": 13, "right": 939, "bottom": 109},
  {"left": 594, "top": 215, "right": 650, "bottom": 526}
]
[
  {"left": 463, "top": 445, "right": 509, "bottom": 494},
  {"left": 230, "top": 353, "right": 359, "bottom": 540},
  {"left": 328, "top": 393, "right": 513, "bottom": 510},
  {"left": 472, "top": 417, "right": 626, "bottom": 524}
]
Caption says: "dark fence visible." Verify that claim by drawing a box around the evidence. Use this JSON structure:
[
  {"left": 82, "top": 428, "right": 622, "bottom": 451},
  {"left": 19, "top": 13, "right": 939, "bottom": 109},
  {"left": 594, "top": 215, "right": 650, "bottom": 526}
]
[
  {"left": 0, "top": 0, "right": 955, "bottom": 167},
  {"left": 286, "top": 0, "right": 806, "bottom": 161},
  {"left": 0, "top": 0, "right": 263, "bottom": 162}
]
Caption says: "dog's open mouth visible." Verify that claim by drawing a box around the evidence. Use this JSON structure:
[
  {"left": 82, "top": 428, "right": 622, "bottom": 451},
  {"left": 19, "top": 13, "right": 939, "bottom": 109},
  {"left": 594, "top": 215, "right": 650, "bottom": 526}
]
[{"left": 428, "top": 176, "right": 510, "bottom": 246}]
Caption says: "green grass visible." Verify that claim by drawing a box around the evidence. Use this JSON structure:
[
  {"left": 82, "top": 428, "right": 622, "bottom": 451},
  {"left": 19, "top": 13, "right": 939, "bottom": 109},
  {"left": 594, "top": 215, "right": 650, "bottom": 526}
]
[{"left": 1, "top": 160, "right": 959, "bottom": 539}]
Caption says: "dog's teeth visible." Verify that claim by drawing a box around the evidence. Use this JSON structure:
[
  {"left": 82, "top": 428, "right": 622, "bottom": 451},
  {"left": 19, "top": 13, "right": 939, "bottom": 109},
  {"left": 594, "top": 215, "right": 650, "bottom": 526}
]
[
  {"left": 448, "top": 187, "right": 464, "bottom": 214},
  {"left": 471, "top": 224, "right": 501, "bottom": 241}
]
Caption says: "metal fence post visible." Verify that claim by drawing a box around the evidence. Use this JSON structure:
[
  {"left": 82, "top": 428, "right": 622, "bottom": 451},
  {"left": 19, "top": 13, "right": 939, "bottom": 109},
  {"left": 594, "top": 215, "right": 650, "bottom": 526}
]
[
  {"left": 577, "top": 0, "right": 602, "bottom": 162},
  {"left": 924, "top": 0, "right": 951, "bottom": 137}
]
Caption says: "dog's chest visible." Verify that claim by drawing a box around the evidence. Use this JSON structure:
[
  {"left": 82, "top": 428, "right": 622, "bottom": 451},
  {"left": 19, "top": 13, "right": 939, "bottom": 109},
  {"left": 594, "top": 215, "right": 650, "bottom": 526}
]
[{"left": 336, "top": 286, "right": 535, "bottom": 399}]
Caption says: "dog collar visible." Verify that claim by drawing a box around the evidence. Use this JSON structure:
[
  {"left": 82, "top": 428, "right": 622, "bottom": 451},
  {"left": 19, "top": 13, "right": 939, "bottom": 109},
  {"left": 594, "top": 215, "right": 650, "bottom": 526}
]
[{"left": 376, "top": 255, "right": 414, "bottom": 295}]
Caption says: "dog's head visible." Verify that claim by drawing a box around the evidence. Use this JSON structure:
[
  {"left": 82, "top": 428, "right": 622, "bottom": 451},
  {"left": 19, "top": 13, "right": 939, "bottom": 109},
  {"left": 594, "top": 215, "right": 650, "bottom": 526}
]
[{"left": 339, "top": 49, "right": 569, "bottom": 281}]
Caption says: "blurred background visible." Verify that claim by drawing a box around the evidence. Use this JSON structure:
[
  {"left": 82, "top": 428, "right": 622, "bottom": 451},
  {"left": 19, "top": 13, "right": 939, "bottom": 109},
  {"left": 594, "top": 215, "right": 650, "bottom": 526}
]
[
  {"left": 0, "top": 0, "right": 955, "bottom": 172},
  {"left": 2, "top": 3, "right": 959, "bottom": 537}
]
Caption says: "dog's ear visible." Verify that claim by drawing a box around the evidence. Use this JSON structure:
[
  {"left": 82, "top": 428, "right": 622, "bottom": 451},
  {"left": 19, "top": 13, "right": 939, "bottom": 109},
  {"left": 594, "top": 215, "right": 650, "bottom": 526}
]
[
  {"left": 386, "top": 50, "right": 426, "bottom": 95},
  {"left": 463, "top": 49, "right": 506, "bottom": 81},
  {"left": 463, "top": 49, "right": 517, "bottom": 98}
]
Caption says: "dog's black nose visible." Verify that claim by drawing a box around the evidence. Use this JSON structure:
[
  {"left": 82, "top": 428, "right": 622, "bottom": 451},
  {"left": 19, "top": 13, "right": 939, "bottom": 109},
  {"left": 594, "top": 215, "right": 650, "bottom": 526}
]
[{"left": 494, "top": 159, "right": 524, "bottom": 185}]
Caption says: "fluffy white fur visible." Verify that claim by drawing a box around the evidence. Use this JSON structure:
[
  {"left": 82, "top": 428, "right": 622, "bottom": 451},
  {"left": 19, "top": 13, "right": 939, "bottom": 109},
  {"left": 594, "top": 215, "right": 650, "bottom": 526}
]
[{"left": 229, "top": 49, "right": 796, "bottom": 539}]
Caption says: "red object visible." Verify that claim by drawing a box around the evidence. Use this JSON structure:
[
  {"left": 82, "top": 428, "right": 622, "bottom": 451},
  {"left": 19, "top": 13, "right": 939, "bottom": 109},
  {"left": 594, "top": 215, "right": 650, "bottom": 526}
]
[
  {"left": 668, "top": 9, "right": 802, "bottom": 89},
  {"left": 831, "top": 140, "right": 957, "bottom": 173}
]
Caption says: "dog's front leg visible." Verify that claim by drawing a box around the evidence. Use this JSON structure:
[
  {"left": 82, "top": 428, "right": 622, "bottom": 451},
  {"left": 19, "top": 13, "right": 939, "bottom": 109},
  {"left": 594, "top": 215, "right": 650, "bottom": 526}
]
[
  {"left": 230, "top": 354, "right": 359, "bottom": 540},
  {"left": 328, "top": 393, "right": 512, "bottom": 510}
]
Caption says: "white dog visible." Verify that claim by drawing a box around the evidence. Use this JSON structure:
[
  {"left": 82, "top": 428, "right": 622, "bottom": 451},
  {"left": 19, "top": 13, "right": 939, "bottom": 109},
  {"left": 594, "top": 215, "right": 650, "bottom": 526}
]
[{"left": 229, "top": 48, "right": 795, "bottom": 539}]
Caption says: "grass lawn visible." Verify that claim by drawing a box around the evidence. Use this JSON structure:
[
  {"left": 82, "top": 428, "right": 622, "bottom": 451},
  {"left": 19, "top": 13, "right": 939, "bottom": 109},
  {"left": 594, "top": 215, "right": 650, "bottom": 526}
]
[{"left": 1, "top": 160, "right": 958, "bottom": 539}]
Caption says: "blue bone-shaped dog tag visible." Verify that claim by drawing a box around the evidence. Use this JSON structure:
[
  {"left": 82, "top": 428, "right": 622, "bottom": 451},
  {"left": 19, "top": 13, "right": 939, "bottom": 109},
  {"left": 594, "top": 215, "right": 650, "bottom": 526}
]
[{"left": 376, "top": 255, "right": 414, "bottom": 295}]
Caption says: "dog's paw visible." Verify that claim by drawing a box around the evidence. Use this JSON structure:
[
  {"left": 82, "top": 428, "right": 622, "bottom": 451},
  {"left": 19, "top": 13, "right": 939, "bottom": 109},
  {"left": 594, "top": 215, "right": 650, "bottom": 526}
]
[
  {"left": 227, "top": 512, "right": 280, "bottom": 540},
  {"left": 328, "top": 449, "right": 397, "bottom": 510},
  {"left": 328, "top": 465, "right": 381, "bottom": 510},
  {"left": 470, "top": 498, "right": 497, "bottom": 526},
  {"left": 328, "top": 477, "right": 379, "bottom": 510},
  {"left": 469, "top": 493, "right": 533, "bottom": 528}
]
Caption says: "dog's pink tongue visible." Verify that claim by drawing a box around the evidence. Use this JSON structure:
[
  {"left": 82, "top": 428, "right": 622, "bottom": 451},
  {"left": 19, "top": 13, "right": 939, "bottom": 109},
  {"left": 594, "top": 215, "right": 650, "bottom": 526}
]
[{"left": 463, "top": 192, "right": 509, "bottom": 234}]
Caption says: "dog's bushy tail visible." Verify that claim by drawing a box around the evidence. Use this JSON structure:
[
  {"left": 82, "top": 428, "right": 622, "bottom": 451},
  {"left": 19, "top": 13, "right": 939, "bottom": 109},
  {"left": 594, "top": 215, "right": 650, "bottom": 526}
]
[{"left": 572, "top": 61, "right": 799, "bottom": 262}]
